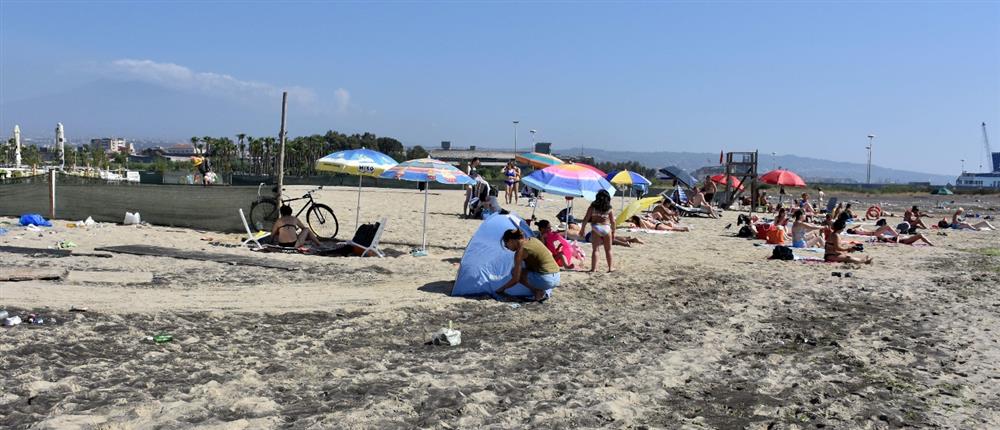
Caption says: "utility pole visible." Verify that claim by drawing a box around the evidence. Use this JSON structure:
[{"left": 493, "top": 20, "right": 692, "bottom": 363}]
[
  {"left": 866, "top": 134, "right": 875, "bottom": 185},
  {"left": 276, "top": 91, "right": 288, "bottom": 217},
  {"left": 512, "top": 120, "right": 519, "bottom": 155}
]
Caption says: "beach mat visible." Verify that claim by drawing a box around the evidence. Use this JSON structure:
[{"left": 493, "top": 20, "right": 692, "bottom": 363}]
[
  {"left": 0, "top": 246, "right": 113, "bottom": 258},
  {"left": 95, "top": 245, "right": 300, "bottom": 271},
  {"left": 0, "top": 268, "right": 66, "bottom": 281}
]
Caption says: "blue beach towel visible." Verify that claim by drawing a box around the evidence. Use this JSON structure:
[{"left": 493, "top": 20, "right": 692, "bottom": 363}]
[{"left": 19, "top": 214, "right": 52, "bottom": 227}]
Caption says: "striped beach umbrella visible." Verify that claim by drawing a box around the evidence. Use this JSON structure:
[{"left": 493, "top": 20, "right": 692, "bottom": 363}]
[
  {"left": 515, "top": 152, "right": 563, "bottom": 169},
  {"left": 380, "top": 158, "right": 476, "bottom": 254},
  {"left": 522, "top": 163, "right": 616, "bottom": 200},
  {"left": 316, "top": 148, "right": 399, "bottom": 230},
  {"left": 606, "top": 170, "right": 652, "bottom": 210},
  {"left": 574, "top": 163, "right": 607, "bottom": 177}
]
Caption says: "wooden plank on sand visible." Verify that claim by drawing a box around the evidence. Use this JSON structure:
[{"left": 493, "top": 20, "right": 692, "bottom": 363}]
[
  {"left": 0, "top": 268, "right": 66, "bottom": 282},
  {"left": 94, "top": 245, "right": 300, "bottom": 271}
]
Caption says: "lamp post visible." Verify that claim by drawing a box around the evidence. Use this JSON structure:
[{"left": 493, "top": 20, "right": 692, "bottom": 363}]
[
  {"left": 866, "top": 134, "right": 875, "bottom": 185},
  {"left": 530, "top": 129, "right": 536, "bottom": 152},
  {"left": 961, "top": 159, "right": 965, "bottom": 172},
  {"left": 771, "top": 152, "right": 776, "bottom": 170},
  {"left": 512, "top": 120, "right": 519, "bottom": 155}
]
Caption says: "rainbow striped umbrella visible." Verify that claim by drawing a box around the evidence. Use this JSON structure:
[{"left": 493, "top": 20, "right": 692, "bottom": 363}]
[
  {"left": 515, "top": 152, "right": 563, "bottom": 169},
  {"left": 380, "top": 158, "right": 476, "bottom": 254},
  {"left": 316, "top": 148, "right": 399, "bottom": 230},
  {"left": 522, "top": 163, "right": 616, "bottom": 201}
]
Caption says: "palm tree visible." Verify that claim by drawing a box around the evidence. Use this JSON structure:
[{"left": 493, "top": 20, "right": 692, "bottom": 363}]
[
  {"left": 236, "top": 133, "right": 246, "bottom": 172},
  {"left": 190, "top": 137, "right": 200, "bottom": 154}
]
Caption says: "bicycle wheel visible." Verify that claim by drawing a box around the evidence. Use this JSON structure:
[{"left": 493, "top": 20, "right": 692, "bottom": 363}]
[
  {"left": 307, "top": 203, "right": 339, "bottom": 239},
  {"left": 249, "top": 198, "right": 278, "bottom": 232}
]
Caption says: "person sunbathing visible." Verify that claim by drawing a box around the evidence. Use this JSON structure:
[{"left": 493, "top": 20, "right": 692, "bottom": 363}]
[
  {"left": 772, "top": 207, "right": 789, "bottom": 228},
  {"left": 825, "top": 217, "right": 873, "bottom": 264},
  {"left": 496, "top": 229, "right": 560, "bottom": 301},
  {"left": 563, "top": 222, "right": 645, "bottom": 246},
  {"left": 903, "top": 206, "right": 928, "bottom": 230},
  {"left": 650, "top": 201, "right": 681, "bottom": 223},
  {"left": 845, "top": 219, "right": 899, "bottom": 237},
  {"left": 629, "top": 215, "right": 690, "bottom": 232},
  {"left": 688, "top": 189, "right": 718, "bottom": 218},
  {"left": 939, "top": 208, "right": 997, "bottom": 231},
  {"left": 790, "top": 209, "right": 824, "bottom": 248},
  {"left": 876, "top": 233, "right": 935, "bottom": 246},
  {"left": 271, "top": 205, "right": 322, "bottom": 248}
]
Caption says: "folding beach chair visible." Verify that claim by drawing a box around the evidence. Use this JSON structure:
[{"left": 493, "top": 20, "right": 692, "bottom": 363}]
[
  {"left": 338, "top": 217, "right": 387, "bottom": 257},
  {"left": 663, "top": 196, "right": 711, "bottom": 217},
  {"left": 823, "top": 197, "right": 839, "bottom": 214},
  {"left": 239, "top": 208, "right": 270, "bottom": 249}
]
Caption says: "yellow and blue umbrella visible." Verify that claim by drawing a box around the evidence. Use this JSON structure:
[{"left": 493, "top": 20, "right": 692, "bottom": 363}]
[
  {"left": 380, "top": 158, "right": 476, "bottom": 254},
  {"left": 316, "top": 148, "right": 399, "bottom": 230},
  {"left": 616, "top": 196, "right": 664, "bottom": 227},
  {"left": 515, "top": 152, "right": 563, "bottom": 169},
  {"left": 606, "top": 170, "right": 652, "bottom": 210}
]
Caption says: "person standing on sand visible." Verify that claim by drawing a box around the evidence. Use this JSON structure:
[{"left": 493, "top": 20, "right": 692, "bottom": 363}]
[
  {"left": 496, "top": 229, "right": 560, "bottom": 302},
  {"left": 463, "top": 157, "right": 481, "bottom": 216},
  {"left": 578, "top": 189, "right": 616, "bottom": 272}
]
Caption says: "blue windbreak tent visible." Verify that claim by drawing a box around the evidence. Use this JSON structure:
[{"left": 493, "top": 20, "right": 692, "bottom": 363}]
[{"left": 452, "top": 213, "right": 545, "bottom": 299}]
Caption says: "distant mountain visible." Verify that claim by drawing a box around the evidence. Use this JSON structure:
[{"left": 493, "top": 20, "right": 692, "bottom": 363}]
[{"left": 563, "top": 148, "right": 954, "bottom": 185}]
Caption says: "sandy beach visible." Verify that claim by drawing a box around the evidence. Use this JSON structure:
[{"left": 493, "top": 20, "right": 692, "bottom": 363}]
[{"left": 2, "top": 185, "right": 999, "bottom": 429}]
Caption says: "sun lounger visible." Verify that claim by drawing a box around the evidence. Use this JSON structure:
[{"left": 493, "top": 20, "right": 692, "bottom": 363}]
[
  {"left": 239, "top": 208, "right": 271, "bottom": 249},
  {"left": 337, "top": 217, "right": 387, "bottom": 257},
  {"left": 663, "top": 196, "right": 711, "bottom": 217}
]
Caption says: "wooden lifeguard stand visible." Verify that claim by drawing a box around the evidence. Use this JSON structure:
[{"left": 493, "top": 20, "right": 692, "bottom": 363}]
[{"left": 720, "top": 151, "right": 759, "bottom": 210}]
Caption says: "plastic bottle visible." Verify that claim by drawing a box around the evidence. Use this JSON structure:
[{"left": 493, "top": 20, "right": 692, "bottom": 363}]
[
  {"left": 153, "top": 334, "right": 173, "bottom": 344},
  {"left": 0, "top": 310, "right": 8, "bottom": 320}
]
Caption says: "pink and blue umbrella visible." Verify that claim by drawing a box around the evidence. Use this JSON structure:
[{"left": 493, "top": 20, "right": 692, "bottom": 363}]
[
  {"left": 522, "top": 163, "right": 616, "bottom": 201},
  {"left": 379, "top": 158, "right": 475, "bottom": 254}
]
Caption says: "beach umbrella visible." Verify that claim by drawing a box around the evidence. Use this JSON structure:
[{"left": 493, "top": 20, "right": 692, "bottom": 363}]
[
  {"left": 522, "top": 164, "right": 616, "bottom": 239},
  {"left": 379, "top": 158, "right": 476, "bottom": 254},
  {"left": 616, "top": 196, "right": 664, "bottom": 227},
  {"left": 658, "top": 166, "right": 698, "bottom": 189},
  {"left": 710, "top": 174, "right": 745, "bottom": 190},
  {"left": 575, "top": 163, "right": 607, "bottom": 177},
  {"left": 760, "top": 169, "right": 806, "bottom": 187},
  {"left": 515, "top": 152, "right": 563, "bottom": 169},
  {"left": 606, "top": 170, "right": 652, "bottom": 209},
  {"left": 316, "top": 148, "right": 399, "bottom": 230}
]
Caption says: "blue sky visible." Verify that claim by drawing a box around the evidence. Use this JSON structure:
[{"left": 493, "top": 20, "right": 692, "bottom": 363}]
[{"left": 1, "top": 1, "right": 998, "bottom": 175}]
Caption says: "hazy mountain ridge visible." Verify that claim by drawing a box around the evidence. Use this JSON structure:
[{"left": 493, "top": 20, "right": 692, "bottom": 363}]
[{"left": 571, "top": 148, "right": 955, "bottom": 185}]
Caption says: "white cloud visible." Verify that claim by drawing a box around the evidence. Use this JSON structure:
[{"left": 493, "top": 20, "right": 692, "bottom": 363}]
[
  {"left": 104, "top": 59, "right": 325, "bottom": 109},
  {"left": 334, "top": 88, "right": 350, "bottom": 113}
]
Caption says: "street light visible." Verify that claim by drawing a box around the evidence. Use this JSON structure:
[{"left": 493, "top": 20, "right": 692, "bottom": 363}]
[
  {"left": 512, "top": 120, "right": 519, "bottom": 155},
  {"left": 771, "top": 152, "right": 776, "bottom": 170},
  {"left": 866, "top": 134, "right": 875, "bottom": 185},
  {"left": 961, "top": 159, "right": 965, "bottom": 172}
]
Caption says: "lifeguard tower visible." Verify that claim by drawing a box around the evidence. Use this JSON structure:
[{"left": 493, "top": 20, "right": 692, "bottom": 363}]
[{"left": 719, "top": 151, "right": 759, "bottom": 210}]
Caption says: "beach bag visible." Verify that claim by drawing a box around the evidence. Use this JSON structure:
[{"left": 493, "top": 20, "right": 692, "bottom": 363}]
[
  {"left": 19, "top": 213, "right": 52, "bottom": 227},
  {"left": 765, "top": 228, "right": 786, "bottom": 245},
  {"left": 737, "top": 225, "right": 754, "bottom": 238},
  {"left": 771, "top": 246, "right": 794, "bottom": 261},
  {"left": 755, "top": 223, "right": 771, "bottom": 240}
]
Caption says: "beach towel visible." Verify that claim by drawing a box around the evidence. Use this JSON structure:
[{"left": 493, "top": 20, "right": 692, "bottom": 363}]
[{"left": 623, "top": 228, "right": 673, "bottom": 234}]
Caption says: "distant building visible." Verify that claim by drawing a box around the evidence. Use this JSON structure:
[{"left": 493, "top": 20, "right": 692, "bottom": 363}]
[
  {"left": 91, "top": 137, "right": 134, "bottom": 155},
  {"left": 163, "top": 143, "right": 202, "bottom": 156},
  {"left": 429, "top": 141, "right": 514, "bottom": 167},
  {"left": 955, "top": 152, "right": 1000, "bottom": 189}
]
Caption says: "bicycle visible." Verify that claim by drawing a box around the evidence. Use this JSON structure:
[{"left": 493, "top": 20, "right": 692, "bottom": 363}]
[{"left": 249, "top": 183, "right": 339, "bottom": 240}]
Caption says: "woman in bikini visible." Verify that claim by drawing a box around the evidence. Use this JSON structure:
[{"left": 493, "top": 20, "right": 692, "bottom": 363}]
[
  {"left": 824, "top": 216, "right": 873, "bottom": 264},
  {"left": 942, "top": 208, "right": 996, "bottom": 231},
  {"left": 629, "top": 215, "right": 691, "bottom": 232},
  {"left": 271, "top": 205, "right": 322, "bottom": 249},
  {"left": 790, "top": 209, "right": 824, "bottom": 248},
  {"left": 578, "top": 189, "right": 616, "bottom": 272},
  {"left": 502, "top": 160, "right": 518, "bottom": 205}
]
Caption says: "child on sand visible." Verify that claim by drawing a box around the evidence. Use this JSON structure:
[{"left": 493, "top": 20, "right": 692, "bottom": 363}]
[{"left": 537, "top": 220, "right": 580, "bottom": 269}]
